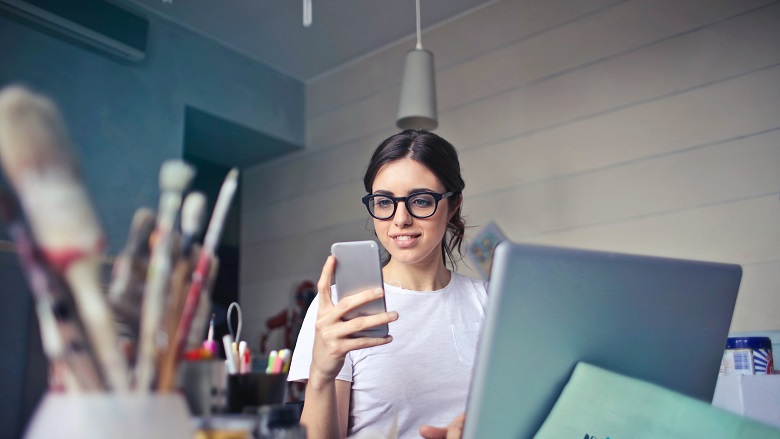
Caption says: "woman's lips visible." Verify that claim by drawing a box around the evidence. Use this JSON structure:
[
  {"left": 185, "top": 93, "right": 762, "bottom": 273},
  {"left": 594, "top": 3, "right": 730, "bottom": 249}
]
[{"left": 391, "top": 234, "right": 420, "bottom": 248}]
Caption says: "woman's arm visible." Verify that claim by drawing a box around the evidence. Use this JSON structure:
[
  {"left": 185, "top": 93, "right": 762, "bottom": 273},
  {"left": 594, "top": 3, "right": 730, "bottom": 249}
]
[
  {"left": 300, "top": 256, "right": 398, "bottom": 439},
  {"left": 300, "top": 377, "right": 351, "bottom": 438}
]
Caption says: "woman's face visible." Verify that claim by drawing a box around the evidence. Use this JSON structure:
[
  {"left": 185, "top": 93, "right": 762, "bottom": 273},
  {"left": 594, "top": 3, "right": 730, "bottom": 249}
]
[{"left": 370, "top": 158, "right": 457, "bottom": 268}]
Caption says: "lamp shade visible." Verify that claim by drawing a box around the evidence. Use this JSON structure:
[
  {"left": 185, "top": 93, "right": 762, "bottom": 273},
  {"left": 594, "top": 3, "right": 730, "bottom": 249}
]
[{"left": 396, "top": 48, "right": 438, "bottom": 130}]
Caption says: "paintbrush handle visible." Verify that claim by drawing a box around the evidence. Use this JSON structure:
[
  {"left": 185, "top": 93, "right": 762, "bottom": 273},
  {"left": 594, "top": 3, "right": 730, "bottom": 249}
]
[
  {"left": 32, "top": 271, "right": 104, "bottom": 392},
  {"left": 0, "top": 86, "right": 129, "bottom": 391},
  {"left": 65, "top": 260, "right": 130, "bottom": 391},
  {"left": 170, "top": 253, "right": 211, "bottom": 362},
  {"left": 155, "top": 252, "right": 197, "bottom": 392},
  {"left": 135, "top": 161, "right": 194, "bottom": 392},
  {"left": 2, "top": 195, "right": 105, "bottom": 391},
  {"left": 202, "top": 168, "right": 238, "bottom": 253},
  {"left": 157, "top": 169, "right": 238, "bottom": 385},
  {"left": 108, "top": 207, "right": 155, "bottom": 329}
]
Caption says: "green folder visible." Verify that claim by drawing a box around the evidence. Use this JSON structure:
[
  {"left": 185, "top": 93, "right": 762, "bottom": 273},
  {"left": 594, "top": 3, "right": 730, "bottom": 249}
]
[{"left": 535, "top": 363, "right": 780, "bottom": 439}]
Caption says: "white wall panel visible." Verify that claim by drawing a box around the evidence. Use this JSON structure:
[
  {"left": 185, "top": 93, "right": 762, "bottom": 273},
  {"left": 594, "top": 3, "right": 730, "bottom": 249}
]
[
  {"left": 307, "top": 0, "right": 775, "bottom": 150},
  {"left": 437, "top": 0, "right": 778, "bottom": 111},
  {"left": 306, "top": 0, "right": 621, "bottom": 116},
  {"left": 306, "top": 87, "right": 400, "bottom": 151},
  {"left": 503, "top": 194, "right": 780, "bottom": 265},
  {"left": 734, "top": 262, "right": 780, "bottom": 332},
  {"left": 461, "top": 68, "right": 780, "bottom": 196},
  {"left": 243, "top": 179, "right": 365, "bottom": 243},
  {"left": 241, "top": 220, "right": 375, "bottom": 285},
  {"left": 440, "top": 55, "right": 780, "bottom": 157},
  {"left": 464, "top": 128, "right": 780, "bottom": 235},
  {"left": 243, "top": 130, "right": 396, "bottom": 211},
  {"left": 242, "top": 0, "right": 780, "bottom": 334}
]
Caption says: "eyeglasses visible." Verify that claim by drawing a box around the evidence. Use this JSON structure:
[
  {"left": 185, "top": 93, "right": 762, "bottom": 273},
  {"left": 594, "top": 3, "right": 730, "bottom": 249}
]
[{"left": 361, "top": 191, "right": 455, "bottom": 220}]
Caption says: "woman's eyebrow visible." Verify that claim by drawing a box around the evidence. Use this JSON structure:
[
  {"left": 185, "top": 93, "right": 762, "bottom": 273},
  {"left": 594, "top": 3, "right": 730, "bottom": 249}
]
[{"left": 372, "top": 188, "right": 436, "bottom": 196}]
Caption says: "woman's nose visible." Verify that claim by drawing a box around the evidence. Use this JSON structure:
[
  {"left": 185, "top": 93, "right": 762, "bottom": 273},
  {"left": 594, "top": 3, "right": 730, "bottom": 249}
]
[{"left": 393, "top": 201, "right": 413, "bottom": 226}]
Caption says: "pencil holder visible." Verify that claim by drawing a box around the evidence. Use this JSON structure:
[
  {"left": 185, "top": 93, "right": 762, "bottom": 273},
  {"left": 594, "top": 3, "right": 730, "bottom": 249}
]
[
  {"left": 178, "top": 359, "right": 227, "bottom": 416},
  {"left": 24, "top": 392, "right": 194, "bottom": 439},
  {"left": 226, "top": 372, "right": 288, "bottom": 413}
]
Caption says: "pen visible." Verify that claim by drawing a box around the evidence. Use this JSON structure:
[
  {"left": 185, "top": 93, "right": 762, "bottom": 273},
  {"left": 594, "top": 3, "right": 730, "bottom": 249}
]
[
  {"left": 223, "top": 334, "right": 237, "bottom": 374},
  {"left": 280, "top": 348, "right": 292, "bottom": 374},
  {"left": 272, "top": 351, "right": 285, "bottom": 374},
  {"left": 243, "top": 346, "right": 252, "bottom": 373},
  {"left": 238, "top": 341, "right": 249, "bottom": 374},
  {"left": 266, "top": 350, "right": 278, "bottom": 374},
  {"left": 202, "top": 313, "right": 217, "bottom": 355},
  {"left": 232, "top": 341, "right": 240, "bottom": 373}
]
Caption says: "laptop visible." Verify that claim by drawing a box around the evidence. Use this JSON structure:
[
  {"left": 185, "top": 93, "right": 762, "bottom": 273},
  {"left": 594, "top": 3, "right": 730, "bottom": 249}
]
[{"left": 462, "top": 242, "right": 742, "bottom": 439}]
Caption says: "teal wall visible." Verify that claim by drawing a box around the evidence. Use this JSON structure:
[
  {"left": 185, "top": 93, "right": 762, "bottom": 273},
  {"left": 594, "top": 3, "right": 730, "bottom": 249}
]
[
  {"left": 0, "top": 9, "right": 304, "bottom": 436},
  {"left": 0, "top": 12, "right": 304, "bottom": 254}
]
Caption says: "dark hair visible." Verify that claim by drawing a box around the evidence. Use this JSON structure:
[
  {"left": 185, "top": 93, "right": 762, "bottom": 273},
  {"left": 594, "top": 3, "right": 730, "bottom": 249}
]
[{"left": 363, "top": 129, "right": 466, "bottom": 269}]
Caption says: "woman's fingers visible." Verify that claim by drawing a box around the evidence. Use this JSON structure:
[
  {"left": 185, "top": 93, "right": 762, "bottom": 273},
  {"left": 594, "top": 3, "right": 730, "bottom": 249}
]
[
  {"left": 419, "top": 426, "right": 448, "bottom": 439},
  {"left": 316, "top": 256, "right": 337, "bottom": 313},
  {"left": 420, "top": 413, "right": 465, "bottom": 439},
  {"left": 316, "top": 331, "right": 394, "bottom": 359},
  {"left": 327, "top": 310, "right": 398, "bottom": 340},
  {"left": 311, "top": 256, "right": 397, "bottom": 380},
  {"left": 331, "top": 287, "right": 385, "bottom": 319},
  {"left": 342, "top": 334, "right": 394, "bottom": 352}
]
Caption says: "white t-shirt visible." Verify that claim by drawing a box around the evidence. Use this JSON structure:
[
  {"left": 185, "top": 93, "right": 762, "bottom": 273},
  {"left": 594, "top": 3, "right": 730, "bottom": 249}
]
[{"left": 288, "top": 272, "right": 488, "bottom": 439}]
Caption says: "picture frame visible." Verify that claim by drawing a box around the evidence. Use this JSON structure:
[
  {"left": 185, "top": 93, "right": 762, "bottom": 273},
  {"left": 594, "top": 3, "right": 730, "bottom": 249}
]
[{"left": 466, "top": 221, "right": 506, "bottom": 280}]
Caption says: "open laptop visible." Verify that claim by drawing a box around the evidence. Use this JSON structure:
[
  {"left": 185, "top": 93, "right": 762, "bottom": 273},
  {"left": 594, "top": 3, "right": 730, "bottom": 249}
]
[{"left": 462, "top": 242, "right": 742, "bottom": 439}]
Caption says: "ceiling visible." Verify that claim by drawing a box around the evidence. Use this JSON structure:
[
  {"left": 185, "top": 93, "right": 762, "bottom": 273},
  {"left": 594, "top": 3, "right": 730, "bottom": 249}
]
[{"left": 125, "top": 0, "right": 496, "bottom": 82}]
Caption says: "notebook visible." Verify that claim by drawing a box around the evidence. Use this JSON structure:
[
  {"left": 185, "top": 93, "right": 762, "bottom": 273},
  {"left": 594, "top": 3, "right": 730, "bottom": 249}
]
[{"left": 462, "top": 242, "right": 742, "bottom": 439}]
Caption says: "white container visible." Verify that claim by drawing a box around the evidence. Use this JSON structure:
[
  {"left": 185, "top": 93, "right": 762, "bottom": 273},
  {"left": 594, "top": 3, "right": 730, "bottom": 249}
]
[{"left": 24, "top": 393, "right": 194, "bottom": 439}]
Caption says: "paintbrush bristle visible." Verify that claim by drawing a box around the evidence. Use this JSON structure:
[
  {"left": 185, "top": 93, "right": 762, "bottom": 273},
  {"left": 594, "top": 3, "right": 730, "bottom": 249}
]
[
  {"left": 159, "top": 160, "right": 195, "bottom": 193},
  {"left": 0, "top": 85, "right": 102, "bottom": 253},
  {"left": 181, "top": 192, "right": 206, "bottom": 237},
  {"left": 0, "top": 85, "right": 77, "bottom": 183}
]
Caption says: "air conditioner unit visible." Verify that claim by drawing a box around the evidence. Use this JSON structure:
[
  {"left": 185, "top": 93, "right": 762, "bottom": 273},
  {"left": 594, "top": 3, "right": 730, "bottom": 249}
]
[{"left": 0, "top": 0, "right": 148, "bottom": 63}]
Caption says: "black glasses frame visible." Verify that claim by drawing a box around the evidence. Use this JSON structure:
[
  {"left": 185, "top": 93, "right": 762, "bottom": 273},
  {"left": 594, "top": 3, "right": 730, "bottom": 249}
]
[{"left": 361, "top": 191, "right": 455, "bottom": 220}]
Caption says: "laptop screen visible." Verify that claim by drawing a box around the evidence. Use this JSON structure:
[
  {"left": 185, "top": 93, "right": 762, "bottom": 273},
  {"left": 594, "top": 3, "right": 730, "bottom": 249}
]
[{"left": 462, "top": 242, "right": 741, "bottom": 438}]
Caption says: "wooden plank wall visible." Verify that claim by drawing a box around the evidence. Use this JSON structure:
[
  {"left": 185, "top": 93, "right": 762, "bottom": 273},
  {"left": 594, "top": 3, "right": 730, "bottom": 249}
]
[{"left": 240, "top": 0, "right": 780, "bottom": 349}]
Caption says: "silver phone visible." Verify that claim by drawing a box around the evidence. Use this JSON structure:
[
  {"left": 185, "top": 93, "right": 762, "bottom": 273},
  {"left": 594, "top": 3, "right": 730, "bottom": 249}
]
[{"left": 331, "top": 240, "right": 389, "bottom": 338}]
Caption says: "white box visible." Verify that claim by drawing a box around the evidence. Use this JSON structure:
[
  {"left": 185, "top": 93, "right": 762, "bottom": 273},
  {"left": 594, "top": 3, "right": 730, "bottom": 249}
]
[{"left": 712, "top": 374, "right": 780, "bottom": 429}]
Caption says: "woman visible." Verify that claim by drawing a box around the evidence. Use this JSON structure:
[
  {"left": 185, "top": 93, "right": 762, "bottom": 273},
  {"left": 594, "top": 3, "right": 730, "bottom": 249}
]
[{"left": 288, "top": 130, "right": 488, "bottom": 439}]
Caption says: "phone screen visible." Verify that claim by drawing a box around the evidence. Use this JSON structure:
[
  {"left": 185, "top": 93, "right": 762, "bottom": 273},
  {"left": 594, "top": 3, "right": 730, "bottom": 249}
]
[{"left": 331, "top": 240, "right": 388, "bottom": 338}]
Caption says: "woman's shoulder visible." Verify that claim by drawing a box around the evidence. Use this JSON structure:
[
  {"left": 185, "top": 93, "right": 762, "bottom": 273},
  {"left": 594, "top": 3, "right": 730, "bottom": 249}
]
[{"left": 450, "top": 271, "right": 488, "bottom": 294}]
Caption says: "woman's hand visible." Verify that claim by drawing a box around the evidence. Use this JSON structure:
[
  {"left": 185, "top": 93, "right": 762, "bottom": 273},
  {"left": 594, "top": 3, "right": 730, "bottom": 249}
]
[
  {"left": 309, "top": 255, "right": 398, "bottom": 384},
  {"left": 419, "top": 413, "right": 466, "bottom": 439}
]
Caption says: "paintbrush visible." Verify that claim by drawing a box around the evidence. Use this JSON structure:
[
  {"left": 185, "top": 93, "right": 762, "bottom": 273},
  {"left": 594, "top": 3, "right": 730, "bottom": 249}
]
[
  {"left": 0, "top": 85, "right": 129, "bottom": 391},
  {"left": 156, "top": 192, "right": 207, "bottom": 391},
  {"left": 108, "top": 207, "right": 155, "bottom": 341},
  {"left": 180, "top": 191, "right": 206, "bottom": 257},
  {"left": 165, "top": 192, "right": 207, "bottom": 342},
  {"left": 0, "top": 192, "right": 104, "bottom": 392},
  {"left": 170, "top": 168, "right": 238, "bottom": 371},
  {"left": 135, "top": 160, "right": 195, "bottom": 392},
  {"left": 185, "top": 256, "right": 219, "bottom": 351}
]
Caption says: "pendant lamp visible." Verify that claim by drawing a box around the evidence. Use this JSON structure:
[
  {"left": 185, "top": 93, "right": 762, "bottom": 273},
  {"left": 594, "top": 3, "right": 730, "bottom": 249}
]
[{"left": 396, "top": 0, "right": 438, "bottom": 131}]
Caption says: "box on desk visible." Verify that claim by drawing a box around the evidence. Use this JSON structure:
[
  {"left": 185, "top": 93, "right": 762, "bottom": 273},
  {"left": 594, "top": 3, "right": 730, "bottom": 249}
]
[{"left": 713, "top": 374, "right": 780, "bottom": 429}]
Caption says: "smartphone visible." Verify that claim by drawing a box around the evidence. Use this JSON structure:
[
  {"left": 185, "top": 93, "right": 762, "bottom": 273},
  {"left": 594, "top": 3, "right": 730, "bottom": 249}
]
[{"left": 331, "top": 240, "right": 389, "bottom": 338}]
